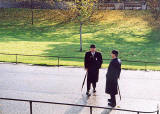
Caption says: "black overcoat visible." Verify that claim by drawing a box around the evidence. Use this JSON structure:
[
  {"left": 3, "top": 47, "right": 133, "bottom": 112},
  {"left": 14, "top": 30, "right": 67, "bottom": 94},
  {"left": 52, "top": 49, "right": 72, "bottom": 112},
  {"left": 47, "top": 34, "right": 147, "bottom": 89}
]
[
  {"left": 84, "top": 51, "right": 103, "bottom": 83},
  {"left": 105, "top": 58, "right": 121, "bottom": 95}
]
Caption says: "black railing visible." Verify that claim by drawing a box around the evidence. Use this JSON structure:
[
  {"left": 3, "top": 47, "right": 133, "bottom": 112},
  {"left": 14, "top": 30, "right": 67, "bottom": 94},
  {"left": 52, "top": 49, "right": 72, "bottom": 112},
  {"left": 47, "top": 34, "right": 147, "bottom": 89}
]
[
  {"left": 0, "top": 97, "right": 159, "bottom": 114},
  {"left": 0, "top": 53, "right": 160, "bottom": 71}
]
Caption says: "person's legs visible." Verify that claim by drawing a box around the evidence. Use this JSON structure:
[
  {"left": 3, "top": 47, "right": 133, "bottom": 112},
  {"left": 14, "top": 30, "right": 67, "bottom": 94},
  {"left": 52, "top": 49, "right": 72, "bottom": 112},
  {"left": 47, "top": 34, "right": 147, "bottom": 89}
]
[
  {"left": 92, "top": 82, "right": 96, "bottom": 92},
  {"left": 108, "top": 94, "right": 116, "bottom": 107},
  {"left": 87, "top": 79, "right": 91, "bottom": 91},
  {"left": 86, "top": 79, "right": 91, "bottom": 95},
  {"left": 111, "top": 94, "right": 116, "bottom": 105},
  {"left": 108, "top": 96, "right": 112, "bottom": 102}
]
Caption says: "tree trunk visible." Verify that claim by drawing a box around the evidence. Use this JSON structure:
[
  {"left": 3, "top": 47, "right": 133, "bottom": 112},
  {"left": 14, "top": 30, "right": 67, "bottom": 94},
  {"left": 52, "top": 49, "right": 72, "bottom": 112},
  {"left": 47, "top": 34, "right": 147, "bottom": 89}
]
[
  {"left": 31, "top": 0, "right": 33, "bottom": 25},
  {"left": 80, "top": 22, "right": 83, "bottom": 52}
]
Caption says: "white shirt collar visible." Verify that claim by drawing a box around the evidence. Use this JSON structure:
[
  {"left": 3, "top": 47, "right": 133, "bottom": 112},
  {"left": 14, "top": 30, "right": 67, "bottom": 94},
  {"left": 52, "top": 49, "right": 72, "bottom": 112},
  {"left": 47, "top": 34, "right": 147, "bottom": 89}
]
[{"left": 91, "top": 52, "right": 95, "bottom": 56}]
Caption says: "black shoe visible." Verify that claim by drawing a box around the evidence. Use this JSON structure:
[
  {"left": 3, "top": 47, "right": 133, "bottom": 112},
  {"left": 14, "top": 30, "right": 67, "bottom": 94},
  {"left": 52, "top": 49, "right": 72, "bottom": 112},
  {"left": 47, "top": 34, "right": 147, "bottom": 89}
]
[
  {"left": 93, "top": 89, "right": 96, "bottom": 93},
  {"left": 86, "top": 91, "right": 91, "bottom": 96},
  {"left": 108, "top": 99, "right": 112, "bottom": 102},
  {"left": 108, "top": 103, "right": 116, "bottom": 107}
]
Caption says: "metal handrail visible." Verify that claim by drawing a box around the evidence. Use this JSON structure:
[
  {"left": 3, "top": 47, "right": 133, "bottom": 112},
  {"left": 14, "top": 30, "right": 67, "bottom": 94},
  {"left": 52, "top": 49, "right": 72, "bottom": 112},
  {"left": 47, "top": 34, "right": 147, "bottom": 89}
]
[
  {"left": 0, "top": 52, "right": 160, "bottom": 71},
  {"left": 0, "top": 52, "right": 160, "bottom": 64},
  {"left": 0, "top": 97, "right": 159, "bottom": 114}
]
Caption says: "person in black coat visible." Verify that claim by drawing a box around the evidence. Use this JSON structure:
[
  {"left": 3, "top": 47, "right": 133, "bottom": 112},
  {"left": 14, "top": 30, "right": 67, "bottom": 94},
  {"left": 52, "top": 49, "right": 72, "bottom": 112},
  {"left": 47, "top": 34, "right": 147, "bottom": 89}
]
[
  {"left": 84, "top": 44, "right": 103, "bottom": 96},
  {"left": 105, "top": 50, "right": 121, "bottom": 107}
]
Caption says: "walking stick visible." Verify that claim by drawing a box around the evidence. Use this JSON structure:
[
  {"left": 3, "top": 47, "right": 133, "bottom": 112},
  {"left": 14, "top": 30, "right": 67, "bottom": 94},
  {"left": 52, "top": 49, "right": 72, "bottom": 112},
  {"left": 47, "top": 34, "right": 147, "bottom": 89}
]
[
  {"left": 118, "top": 83, "right": 121, "bottom": 100},
  {"left": 81, "top": 71, "right": 87, "bottom": 91}
]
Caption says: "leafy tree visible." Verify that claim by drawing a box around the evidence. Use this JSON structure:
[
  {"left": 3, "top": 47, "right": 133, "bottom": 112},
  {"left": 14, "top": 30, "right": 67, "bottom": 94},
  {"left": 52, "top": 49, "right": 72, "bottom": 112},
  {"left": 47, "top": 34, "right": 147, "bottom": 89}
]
[
  {"left": 70, "top": 0, "right": 98, "bottom": 52},
  {"left": 147, "top": 0, "right": 160, "bottom": 20}
]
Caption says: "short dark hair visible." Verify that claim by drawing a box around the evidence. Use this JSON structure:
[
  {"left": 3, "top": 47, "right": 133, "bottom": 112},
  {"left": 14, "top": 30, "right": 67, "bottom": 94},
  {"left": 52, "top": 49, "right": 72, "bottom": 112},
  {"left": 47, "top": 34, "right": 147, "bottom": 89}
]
[{"left": 112, "top": 50, "right": 119, "bottom": 57}]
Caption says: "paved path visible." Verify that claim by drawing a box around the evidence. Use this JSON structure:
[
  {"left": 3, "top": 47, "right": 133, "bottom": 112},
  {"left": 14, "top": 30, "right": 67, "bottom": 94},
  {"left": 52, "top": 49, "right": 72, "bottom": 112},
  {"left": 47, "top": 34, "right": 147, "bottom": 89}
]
[{"left": 0, "top": 63, "right": 160, "bottom": 114}]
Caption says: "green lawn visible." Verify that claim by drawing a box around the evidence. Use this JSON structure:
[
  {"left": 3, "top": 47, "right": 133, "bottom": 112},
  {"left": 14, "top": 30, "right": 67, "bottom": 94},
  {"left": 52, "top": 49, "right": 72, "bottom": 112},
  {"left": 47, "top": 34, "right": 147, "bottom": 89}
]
[{"left": 0, "top": 9, "right": 160, "bottom": 70}]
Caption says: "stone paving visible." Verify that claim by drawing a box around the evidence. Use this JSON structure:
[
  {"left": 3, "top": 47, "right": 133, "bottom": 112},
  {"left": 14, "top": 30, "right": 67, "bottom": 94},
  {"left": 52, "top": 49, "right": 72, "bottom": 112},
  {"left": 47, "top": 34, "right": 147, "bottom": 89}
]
[{"left": 0, "top": 63, "right": 160, "bottom": 114}]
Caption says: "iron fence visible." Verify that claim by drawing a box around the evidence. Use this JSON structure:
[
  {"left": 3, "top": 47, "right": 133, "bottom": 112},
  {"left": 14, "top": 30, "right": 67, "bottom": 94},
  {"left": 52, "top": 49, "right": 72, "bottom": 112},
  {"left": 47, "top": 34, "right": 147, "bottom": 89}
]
[
  {"left": 0, "top": 53, "right": 160, "bottom": 71},
  {"left": 0, "top": 97, "right": 159, "bottom": 114}
]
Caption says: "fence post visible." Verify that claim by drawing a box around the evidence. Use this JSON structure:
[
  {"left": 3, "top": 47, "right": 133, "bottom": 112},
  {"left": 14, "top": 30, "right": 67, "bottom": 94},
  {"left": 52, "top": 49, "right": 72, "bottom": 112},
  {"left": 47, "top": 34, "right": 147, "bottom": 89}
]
[
  {"left": 90, "top": 106, "right": 92, "bottom": 114},
  {"left": 16, "top": 54, "right": 18, "bottom": 64},
  {"left": 58, "top": 57, "right": 60, "bottom": 67},
  {"left": 157, "top": 104, "right": 159, "bottom": 114},
  {"left": 29, "top": 101, "right": 32, "bottom": 114},
  {"left": 145, "top": 62, "right": 147, "bottom": 71},
  {"left": 31, "top": 0, "right": 33, "bottom": 25},
  {"left": 137, "top": 112, "right": 139, "bottom": 114}
]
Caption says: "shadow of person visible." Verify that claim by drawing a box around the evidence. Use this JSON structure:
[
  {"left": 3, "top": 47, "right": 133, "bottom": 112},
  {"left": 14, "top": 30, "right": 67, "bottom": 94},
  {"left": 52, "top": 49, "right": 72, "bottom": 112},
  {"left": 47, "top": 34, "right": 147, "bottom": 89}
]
[
  {"left": 64, "top": 94, "right": 89, "bottom": 114},
  {"left": 101, "top": 106, "right": 113, "bottom": 114}
]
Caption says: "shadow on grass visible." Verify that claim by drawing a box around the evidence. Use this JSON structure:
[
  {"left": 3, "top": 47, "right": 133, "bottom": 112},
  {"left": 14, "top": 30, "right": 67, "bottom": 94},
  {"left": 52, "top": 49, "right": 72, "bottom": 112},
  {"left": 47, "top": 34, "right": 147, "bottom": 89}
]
[
  {"left": 42, "top": 42, "right": 159, "bottom": 69},
  {"left": 0, "top": 23, "right": 160, "bottom": 68},
  {"left": 0, "top": 10, "right": 160, "bottom": 69}
]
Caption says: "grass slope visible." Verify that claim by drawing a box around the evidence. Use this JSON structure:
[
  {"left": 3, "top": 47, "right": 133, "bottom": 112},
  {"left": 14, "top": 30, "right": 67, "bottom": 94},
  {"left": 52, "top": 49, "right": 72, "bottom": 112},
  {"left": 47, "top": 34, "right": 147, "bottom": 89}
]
[{"left": 0, "top": 9, "right": 160, "bottom": 70}]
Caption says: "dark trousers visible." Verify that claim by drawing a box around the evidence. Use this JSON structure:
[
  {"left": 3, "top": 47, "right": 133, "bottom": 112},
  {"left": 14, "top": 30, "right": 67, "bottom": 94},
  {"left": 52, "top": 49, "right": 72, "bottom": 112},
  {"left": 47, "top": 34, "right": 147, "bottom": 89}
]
[
  {"left": 87, "top": 79, "right": 96, "bottom": 91},
  {"left": 110, "top": 94, "right": 116, "bottom": 105}
]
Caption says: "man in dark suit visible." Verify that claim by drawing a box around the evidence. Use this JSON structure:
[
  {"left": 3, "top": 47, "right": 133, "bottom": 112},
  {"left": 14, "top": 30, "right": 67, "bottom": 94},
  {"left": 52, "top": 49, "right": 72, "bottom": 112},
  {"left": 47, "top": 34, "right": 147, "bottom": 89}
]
[
  {"left": 84, "top": 44, "right": 103, "bottom": 96},
  {"left": 105, "top": 50, "right": 121, "bottom": 107}
]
